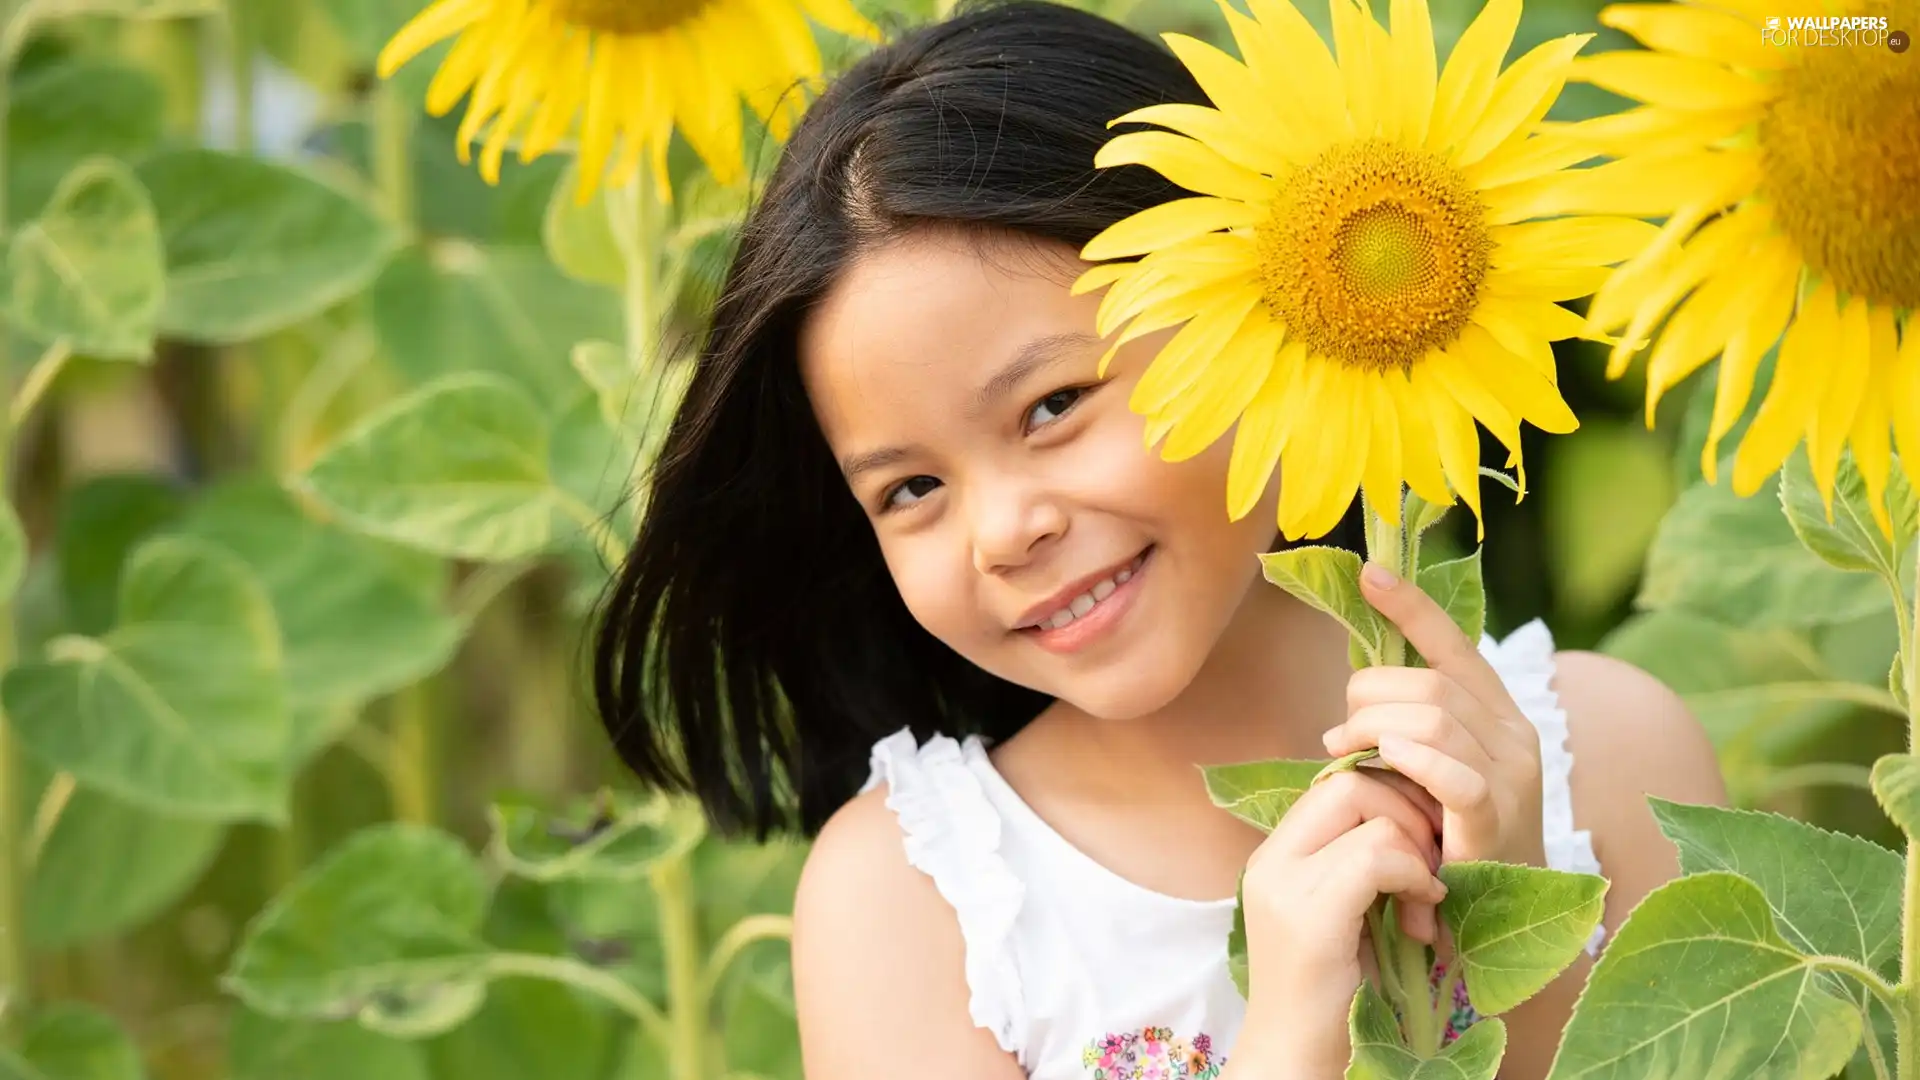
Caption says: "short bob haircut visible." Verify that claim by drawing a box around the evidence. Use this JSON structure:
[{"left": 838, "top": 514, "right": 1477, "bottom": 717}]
[{"left": 592, "top": 0, "right": 1362, "bottom": 840}]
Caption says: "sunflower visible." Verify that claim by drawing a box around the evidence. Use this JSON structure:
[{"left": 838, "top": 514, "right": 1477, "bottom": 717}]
[
  {"left": 1074, "top": 0, "right": 1655, "bottom": 541},
  {"left": 1552, "top": 0, "right": 1919, "bottom": 530},
  {"left": 377, "top": 0, "right": 878, "bottom": 201}
]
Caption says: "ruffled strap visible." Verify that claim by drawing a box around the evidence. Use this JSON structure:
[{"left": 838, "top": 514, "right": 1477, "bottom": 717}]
[
  {"left": 1480, "top": 620, "right": 1608, "bottom": 956},
  {"left": 860, "top": 727, "right": 1028, "bottom": 1057}
]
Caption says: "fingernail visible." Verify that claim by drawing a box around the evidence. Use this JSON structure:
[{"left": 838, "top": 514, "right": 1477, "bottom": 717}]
[
  {"left": 1362, "top": 562, "right": 1399, "bottom": 590},
  {"left": 1378, "top": 734, "right": 1410, "bottom": 763}
]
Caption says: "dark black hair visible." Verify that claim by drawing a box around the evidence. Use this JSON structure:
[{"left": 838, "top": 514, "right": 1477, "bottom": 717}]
[{"left": 593, "top": 0, "right": 1356, "bottom": 840}]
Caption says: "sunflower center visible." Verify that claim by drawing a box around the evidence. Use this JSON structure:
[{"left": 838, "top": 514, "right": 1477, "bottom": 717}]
[
  {"left": 1257, "top": 139, "right": 1490, "bottom": 374},
  {"left": 550, "top": 0, "right": 711, "bottom": 33},
  {"left": 1758, "top": 12, "right": 1920, "bottom": 308}
]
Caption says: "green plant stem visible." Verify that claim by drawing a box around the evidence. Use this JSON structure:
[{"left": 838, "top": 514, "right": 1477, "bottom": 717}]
[
  {"left": 372, "top": 80, "right": 416, "bottom": 231},
  {"left": 1896, "top": 580, "right": 1917, "bottom": 1080},
  {"left": 11, "top": 339, "right": 71, "bottom": 427},
  {"left": 488, "top": 952, "right": 670, "bottom": 1043},
  {"left": 613, "top": 172, "right": 666, "bottom": 371},
  {"left": 225, "top": 1, "right": 254, "bottom": 154},
  {"left": 23, "top": 772, "right": 73, "bottom": 868},
  {"left": 387, "top": 683, "right": 436, "bottom": 825},
  {"left": 653, "top": 849, "right": 708, "bottom": 1080},
  {"left": 697, "top": 914, "right": 794, "bottom": 1004},
  {"left": 0, "top": 0, "right": 24, "bottom": 1025}
]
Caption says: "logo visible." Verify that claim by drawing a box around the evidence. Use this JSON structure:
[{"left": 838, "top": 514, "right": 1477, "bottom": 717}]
[{"left": 1761, "top": 13, "right": 1897, "bottom": 47}]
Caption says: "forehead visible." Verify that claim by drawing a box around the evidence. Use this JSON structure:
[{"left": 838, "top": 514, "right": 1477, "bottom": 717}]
[{"left": 799, "top": 232, "right": 1098, "bottom": 437}]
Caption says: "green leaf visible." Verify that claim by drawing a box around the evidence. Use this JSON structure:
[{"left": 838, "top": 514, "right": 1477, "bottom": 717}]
[
  {"left": 0, "top": 497, "right": 25, "bottom": 606},
  {"left": 1870, "top": 754, "right": 1920, "bottom": 843},
  {"left": 488, "top": 790, "right": 706, "bottom": 882},
  {"left": 1779, "top": 449, "right": 1916, "bottom": 580},
  {"left": 569, "top": 341, "right": 690, "bottom": 465},
  {"left": 1541, "top": 419, "right": 1675, "bottom": 619},
  {"left": 1200, "top": 758, "right": 1328, "bottom": 831},
  {"left": 1228, "top": 876, "right": 1250, "bottom": 999},
  {"left": 8, "top": 157, "right": 163, "bottom": 360},
  {"left": 312, "top": 0, "right": 424, "bottom": 63},
  {"left": 1651, "top": 798, "right": 1903, "bottom": 976},
  {"left": 1402, "top": 492, "right": 1451, "bottom": 538},
  {"left": 1416, "top": 550, "right": 1485, "bottom": 644},
  {"left": 719, "top": 961, "right": 803, "bottom": 1080},
  {"left": 225, "top": 824, "right": 493, "bottom": 1035},
  {"left": 542, "top": 162, "right": 625, "bottom": 287},
  {"left": 426, "top": 977, "right": 612, "bottom": 1080},
  {"left": 1639, "top": 471, "right": 1890, "bottom": 628},
  {"left": 1544, "top": 872, "right": 1861, "bottom": 1080},
  {"left": 137, "top": 148, "right": 399, "bottom": 343},
  {"left": 18, "top": 0, "right": 219, "bottom": 20},
  {"left": 229, "top": 1009, "right": 430, "bottom": 1080},
  {"left": 1674, "top": 353, "right": 1774, "bottom": 490},
  {"left": 1436, "top": 861, "right": 1607, "bottom": 1016},
  {"left": 56, "top": 474, "right": 185, "bottom": 636},
  {"left": 548, "top": 391, "right": 638, "bottom": 552},
  {"left": 1347, "top": 984, "right": 1506, "bottom": 1080},
  {"left": 3, "top": 537, "right": 290, "bottom": 822},
  {"left": 7, "top": 60, "right": 165, "bottom": 221},
  {"left": 16, "top": 1003, "right": 144, "bottom": 1080},
  {"left": 26, "top": 784, "right": 224, "bottom": 948},
  {"left": 1259, "top": 546, "right": 1387, "bottom": 664},
  {"left": 370, "top": 243, "right": 623, "bottom": 413},
  {"left": 298, "top": 374, "right": 563, "bottom": 561},
  {"left": 1894, "top": 652, "right": 1909, "bottom": 713},
  {"left": 172, "top": 479, "right": 460, "bottom": 710}
]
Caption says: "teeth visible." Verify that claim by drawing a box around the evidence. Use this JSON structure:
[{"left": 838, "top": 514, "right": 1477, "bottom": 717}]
[
  {"left": 1069, "top": 593, "right": 1096, "bottom": 617},
  {"left": 1048, "top": 609, "right": 1075, "bottom": 629},
  {"left": 1114, "top": 568, "right": 1132, "bottom": 584},
  {"left": 1091, "top": 579, "right": 1116, "bottom": 601}
]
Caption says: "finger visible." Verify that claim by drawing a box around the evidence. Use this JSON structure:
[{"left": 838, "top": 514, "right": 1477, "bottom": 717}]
[
  {"left": 1398, "top": 895, "right": 1438, "bottom": 945},
  {"left": 1309, "top": 818, "right": 1449, "bottom": 925},
  {"left": 1360, "top": 767, "right": 1446, "bottom": 832},
  {"left": 1359, "top": 562, "right": 1509, "bottom": 708},
  {"left": 1269, "top": 770, "right": 1440, "bottom": 865},
  {"left": 1346, "top": 667, "right": 1479, "bottom": 731},
  {"left": 1324, "top": 702, "right": 1496, "bottom": 773},
  {"left": 1377, "top": 734, "right": 1495, "bottom": 822}
]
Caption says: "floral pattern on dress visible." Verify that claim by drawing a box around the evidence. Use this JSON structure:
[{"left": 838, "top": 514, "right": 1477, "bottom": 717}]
[
  {"left": 1433, "top": 959, "right": 1481, "bottom": 1043},
  {"left": 1079, "top": 1026, "right": 1225, "bottom": 1079}
]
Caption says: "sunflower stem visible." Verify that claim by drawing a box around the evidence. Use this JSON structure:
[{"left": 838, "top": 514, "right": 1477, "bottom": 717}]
[
  {"left": 614, "top": 170, "right": 668, "bottom": 372},
  {"left": 653, "top": 848, "right": 709, "bottom": 1080},
  {"left": 225, "top": 0, "right": 255, "bottom": 155}
]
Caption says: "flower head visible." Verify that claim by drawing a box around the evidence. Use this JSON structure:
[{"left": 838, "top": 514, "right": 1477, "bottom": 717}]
[
  {"left": 1076, "top": 0, "right": 1645, "bottom": 539},
  {"left": 377, "top": 0, "right": 878, "bottom": 201},
  {"left": 1555, "top": 0, "right": 1919, "bottom": 531}
]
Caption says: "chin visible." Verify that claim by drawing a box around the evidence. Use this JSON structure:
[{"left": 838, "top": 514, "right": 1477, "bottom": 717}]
[{"left": 1050, "top": 656, "right": 1200, "bottom": 721}]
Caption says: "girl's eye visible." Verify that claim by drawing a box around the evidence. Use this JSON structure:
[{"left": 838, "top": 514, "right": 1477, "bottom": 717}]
[
  {"left": 883, "top": 475, "right": 942, "bottom": 511},
  {"left": 1025, "top": 386, "right": 1088, "bottom": 431}
]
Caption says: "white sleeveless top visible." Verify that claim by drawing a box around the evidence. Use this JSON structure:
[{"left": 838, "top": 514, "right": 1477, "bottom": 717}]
[{"left": 860, "top": 619, "right": 1603, "bottom": 1080}]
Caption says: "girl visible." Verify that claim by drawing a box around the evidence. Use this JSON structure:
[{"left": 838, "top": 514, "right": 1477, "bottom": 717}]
[{"left": 590, "top": 4, "right": 1728, "bottom": 1078}]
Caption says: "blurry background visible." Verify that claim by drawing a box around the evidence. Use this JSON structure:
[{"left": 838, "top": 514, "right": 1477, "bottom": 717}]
[{"left": 0, "top": 0, "right": 1903, "bottom": 1077}]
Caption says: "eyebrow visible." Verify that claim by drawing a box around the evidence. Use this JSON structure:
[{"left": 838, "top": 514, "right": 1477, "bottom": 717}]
[{"left": 839, "top": 331, "right": 1102, "bottom": 485}]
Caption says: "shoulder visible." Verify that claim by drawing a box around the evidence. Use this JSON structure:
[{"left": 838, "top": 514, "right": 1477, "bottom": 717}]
[
  {"left": 1548, "top": 649, "right": 1728, "bottom": 898},
  {"left": 793, "top": 786, "right": 1020, "bottom": 1078}
]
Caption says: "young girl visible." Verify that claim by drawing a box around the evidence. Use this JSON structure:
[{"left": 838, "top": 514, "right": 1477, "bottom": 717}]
[{"left": 590, "top": 4, "right": 1729, "bottom": 1078}]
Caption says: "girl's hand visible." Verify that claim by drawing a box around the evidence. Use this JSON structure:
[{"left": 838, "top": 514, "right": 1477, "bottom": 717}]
[
  {"left": 1236, "top": 769, "right": 1449, "bottom": 1078},
  {"left": 1322, "top": 563, "right": 1547, "bottom": 870}
]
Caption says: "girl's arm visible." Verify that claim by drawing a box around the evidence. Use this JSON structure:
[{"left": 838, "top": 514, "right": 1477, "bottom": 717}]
[
  {"left": 1498, "top": 649, "right": 1729, "bottom": 1080},
  {"left": 792, "top": 787, "right": 1028, "bottom": 1080}
]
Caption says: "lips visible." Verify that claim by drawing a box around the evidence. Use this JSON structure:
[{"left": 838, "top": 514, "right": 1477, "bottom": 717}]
[{"left": 1013, "top": 546, "right": 1154, "bottom": 631}]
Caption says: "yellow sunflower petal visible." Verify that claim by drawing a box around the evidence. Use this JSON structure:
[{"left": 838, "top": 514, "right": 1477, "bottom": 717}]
[
  {"left": 1082, "top": 197, "right": 1263, "bottom": 262},
  {"left": 1073, "top": 262, "right": 1136, "bottom": 298},
  {"left": 1463, "top": 130, "right": 1601, "bottom": 190},
  {"left": 1112, "top": 103, "right": 1297, "bottom": 175},
  {"left": 521, "top": 30, "right": 590, "bottom": 160},
  {"left": 1641, "top": 262, "right": 1764, "bottom": 421},
  {"left": 1160, "top": 318, "right": 1285, "bottom": 461},
  {"left": 1568, "top": 52, "right": 1778, "bottom": 111},
  {"left": 1454, "top": 32, "right": 1592, "bottom": 168},
  {"left": 1608, "top": 206, "right": 1771, "bottom": 377},
  {"left": 1428, "top": 0, "right": 1520, "bottom": 152},
  {"left": 1850, "top": 306, "right": 1899, "bottom": 536},
  {"left": 1485, "top": 147, "right": 1761, "bottom": 221},
  {"left": 1481, "top": 266, "right": 1613, "bottom": 302},
  {"left": 574, "top": 35, "right": 624, "bottom": 203},
  {"left": 1893, "top": 319, "right": 1920, "bottom": 491},
  {"left": 1385, "top": 372, "right": 1453, "bottom": 507},
  {"left": 1095, "top": 131, "right": 1273, "bottom": 205},
  {"left": 1162, "top": 33, "right": 1272, "bottom": 133},
  {"left": 423, "top": 18, "right": 498, "bottom": 115},
  {"left": 1228, "top": 341, "right": 1309, "bottom": 520},
  {"left": 1539, "top": 104, "right": 1759, "bottom": 158},
  {"left": 1453, "top": 324, "right": 1580, "bottom": 434},
  {"left": 1329, "top": 0, "right": 1385, "bottom": 137},
  {"left": 1276, "top": 364, "right": 1344, "bottom": 538},
  {"left": 1490, "top": 215, "right": 1661, "bottom": 269},
  {"left": 1733, "top": 280, "right": 1837, "bottom": 495},
  {"left": 1359, "top": 376, "right": 1407, "bottom": 525},
  {"left": 1307, "top": 366, "right": 1372, "bottom": 538},
  {"left": 1806, "top": 295, "right": 1874, "bottom": 512},
  {"left": 1700, "top": 242, "right": 1798, "bottom": 483},
  {"left": 378, "top": 0, "right": 491, "bottom": 77},
  {"left": 1428, "top": 340, "right": 1524, "bottom": 457},
  {"left": 1386, "top": 0, "right": 1437, "bottom": 145},
  {"left": 798, "top": 0, "right": 881, "bottom": 41},
  {"left": 1243, "top": 0, "right": 1353, "bottom": 143},
  {"left": 1131, "top": 290, "right": 1264, "bottom": 415},
  {"left": 1469, "top": 297, "right": 1565, "bottom": 382},
  {"left": 1422, "top": 369, "right": 1487, "bottom": 537},
  {"left": 1599, "top": 3, "right": 1790, "bottom": 70}
]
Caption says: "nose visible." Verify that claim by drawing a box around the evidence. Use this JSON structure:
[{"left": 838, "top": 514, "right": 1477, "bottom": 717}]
[{"left": 968, "top": 478, "right": 1068, "bottom": 576}]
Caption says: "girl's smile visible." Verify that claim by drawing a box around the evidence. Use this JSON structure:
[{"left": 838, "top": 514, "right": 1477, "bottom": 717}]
[{"left": 1015, "top": 544, "right": 1154, "bottom": 654}]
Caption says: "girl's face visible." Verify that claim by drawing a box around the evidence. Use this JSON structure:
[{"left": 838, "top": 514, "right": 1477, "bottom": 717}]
[{"left": 800, "top": 230, "right": 1282, "bottom": 720}]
